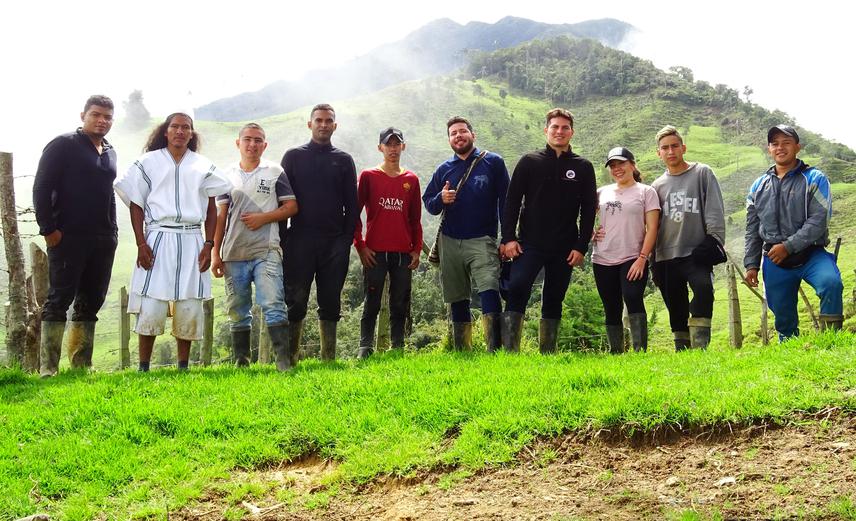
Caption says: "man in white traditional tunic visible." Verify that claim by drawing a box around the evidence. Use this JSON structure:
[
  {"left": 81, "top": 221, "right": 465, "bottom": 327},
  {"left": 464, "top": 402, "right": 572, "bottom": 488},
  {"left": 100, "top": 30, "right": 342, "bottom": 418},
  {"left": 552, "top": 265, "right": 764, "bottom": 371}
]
[{"left": 114, "top": 112, "right": 231, "bottom": 371}]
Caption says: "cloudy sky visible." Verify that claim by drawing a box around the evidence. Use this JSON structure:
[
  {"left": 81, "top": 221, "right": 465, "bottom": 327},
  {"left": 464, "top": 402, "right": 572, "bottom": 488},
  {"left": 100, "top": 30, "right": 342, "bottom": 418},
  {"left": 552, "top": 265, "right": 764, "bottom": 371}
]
[{"left": 0, "top": 0, "right": 850, "bottom": 174}]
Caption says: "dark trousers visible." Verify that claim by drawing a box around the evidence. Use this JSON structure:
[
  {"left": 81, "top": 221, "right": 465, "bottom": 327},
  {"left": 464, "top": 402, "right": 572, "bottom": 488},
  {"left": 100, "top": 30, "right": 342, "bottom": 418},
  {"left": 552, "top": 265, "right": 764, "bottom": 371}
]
[
  {"left": 43, "top": 233, "right": 117, "bottom": 322},
  {"left": 593, "top": 260, "right": 648, "bottom": 326},
  {"left": 360, "top": 252, "right": 412, "bottom": 347},
  {"left": 283, "top": 233, "right": 351, "bottom": 322},
  {"left": 653, "top": 256, "right": 714, "bottom": 333},
  {"left": 505, "top": 246, "right": 573, "bottom": 319}
]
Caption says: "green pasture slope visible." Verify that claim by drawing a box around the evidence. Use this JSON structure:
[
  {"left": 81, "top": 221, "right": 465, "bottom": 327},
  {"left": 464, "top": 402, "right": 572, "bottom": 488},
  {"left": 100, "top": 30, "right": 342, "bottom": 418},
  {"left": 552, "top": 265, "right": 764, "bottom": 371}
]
[{"left": 1, "top": 332, "right": 855, "bottom": 519}]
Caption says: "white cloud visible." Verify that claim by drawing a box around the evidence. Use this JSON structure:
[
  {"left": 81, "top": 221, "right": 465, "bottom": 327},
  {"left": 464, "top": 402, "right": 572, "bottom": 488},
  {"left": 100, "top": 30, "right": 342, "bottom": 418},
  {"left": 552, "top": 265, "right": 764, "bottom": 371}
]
[{"left": 1, "top": 0, "right": 851, "bottom": 176}]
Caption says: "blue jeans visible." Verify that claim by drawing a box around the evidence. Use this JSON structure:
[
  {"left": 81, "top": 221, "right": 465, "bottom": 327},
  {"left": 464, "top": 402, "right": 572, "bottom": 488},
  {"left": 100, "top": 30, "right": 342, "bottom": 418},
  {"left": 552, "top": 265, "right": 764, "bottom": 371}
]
[
  {"left": 224, "top": 250, "right": 287, "bottom": 330},
  {"left": 763, "top": 248, "right": 843, "bottom": 340}
]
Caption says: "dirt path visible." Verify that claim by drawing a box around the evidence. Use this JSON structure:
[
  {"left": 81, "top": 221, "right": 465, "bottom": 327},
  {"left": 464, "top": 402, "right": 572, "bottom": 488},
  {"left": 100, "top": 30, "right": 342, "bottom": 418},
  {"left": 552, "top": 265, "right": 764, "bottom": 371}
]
[{"left": 179, "top": 414, "right": 856, "bottom": 520}]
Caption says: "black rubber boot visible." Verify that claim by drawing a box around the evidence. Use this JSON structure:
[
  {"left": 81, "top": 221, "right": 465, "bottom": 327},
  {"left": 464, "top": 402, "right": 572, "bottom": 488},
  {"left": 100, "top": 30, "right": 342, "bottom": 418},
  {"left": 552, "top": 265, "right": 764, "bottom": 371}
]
[
  {"left": 628, "top": 313, "right": 648, "bottom": 352},
  {"left": 688, "top": 317, "right": 712, "bottom": 350},
  {"left": 390, "top": 317, "right": 407, "bottom": 349},
  {"left": 819, "top": 314, "right": 844, "bottom": 331},
  {"left": 481, "top": 313, "right": 501, "bottom": 353},
  {"left": 501, "top": 311, "right": 524, "bottom": 353},
  {"left": 606, "top": 324, "right": 625, "bottom": 354},
  {"left": 67, "top": 321, "right": 96, "bottom": 369},
  {"left": 268, "top": 322, "right": 291, "bottom": 371},
  {"left": 539, "top": 318, "right": 560, "bottom": 354},
  {"left": 231, "top": 328, "right": 251, "bottom": 367},
  {"left": 40, "top": 321, "right": 65, "bottom": 378},
  {"left": 674, "top": 331, "right": 691, "bottom": 352},
  {"left": 358, "top": 316, "right": 376, "bottom": 359},
  {"left": 288, "top": 320, "right": 303, "bottom": 366},
  {"left": 451, "top": 322, "right": 472, "bottom": 351},
  {"left": 319, "top": 320, "right": 337, "bottom": 361}
]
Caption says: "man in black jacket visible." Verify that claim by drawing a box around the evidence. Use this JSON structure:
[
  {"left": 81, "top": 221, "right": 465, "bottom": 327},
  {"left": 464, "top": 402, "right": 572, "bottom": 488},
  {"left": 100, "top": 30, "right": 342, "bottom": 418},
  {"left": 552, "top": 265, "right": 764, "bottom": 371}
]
[
  {"left": 501, "top": 108, "right": 597, "bottom": 352},
  {"left": 33, "top": 95, "right": 118, "bottom": 376},
  {"left": 280, "top": 104, "right": 358, "bottom": 362}
]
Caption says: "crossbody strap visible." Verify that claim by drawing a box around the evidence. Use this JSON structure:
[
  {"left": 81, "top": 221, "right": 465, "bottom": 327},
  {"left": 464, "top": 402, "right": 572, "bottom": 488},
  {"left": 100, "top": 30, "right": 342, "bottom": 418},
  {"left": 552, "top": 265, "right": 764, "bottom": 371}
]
[{"left": 436, "top": 150, "right": 488, "bottom": 233}]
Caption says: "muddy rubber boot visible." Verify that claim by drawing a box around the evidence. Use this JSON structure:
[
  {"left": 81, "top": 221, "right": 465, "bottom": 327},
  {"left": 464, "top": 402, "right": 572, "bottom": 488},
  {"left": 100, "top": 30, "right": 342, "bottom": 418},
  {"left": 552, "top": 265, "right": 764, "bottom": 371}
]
[
  {"left": 390, "top": 318, "right": 406, "bottom": 350},
  {"left": 358, "top": 316, "right": 376, "bottom": 359},
  {"left": 451, "top": 322, "right": 473, "bottom": 351},
  {"left": 67, "top": 321, "right": 96, "bottom": 369},
  {"left": 628, "top": 313, "right": 648, "bottom": 352},
  {"left": 288, "top": 320, "right": 303, "bottom": 366},
  {"left": 539, "top": 318, "right": 560, "bottom": 354},
  {"left": 501, "top": 311, "right": 524, "bottom": 353},
  {"left": 606, "top": 324, "right": 626, "bottom": 354},
  {"left": 319, "top": 320, "right": 337, "bottom": 361},
  {"left": 231, "top": 328, "right": 251, "bottom": 367},
  {"left": 267, "top": 322, "right": 291, "bottom": 372},
  {"left": 674, "top": 331, "right": 691, "bottom": 352},
  {"left": 819, "top": 314, "right": 844, "bottom": 331},
  {"left": 481, "top": 313, "right": 501, "bottom": 353},
  {"left": 688, "top": 317, "right": 712, "bottom": 350},
  {"left": 39, "top": 321, "right": 65, "bottom": 378}
]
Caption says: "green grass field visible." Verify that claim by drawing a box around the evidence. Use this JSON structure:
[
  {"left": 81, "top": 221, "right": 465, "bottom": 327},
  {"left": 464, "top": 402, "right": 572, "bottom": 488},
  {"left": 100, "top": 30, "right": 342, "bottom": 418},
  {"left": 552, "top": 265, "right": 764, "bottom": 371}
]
[{"left": 2, "top": 331, "right": 855, "bottom": 519}]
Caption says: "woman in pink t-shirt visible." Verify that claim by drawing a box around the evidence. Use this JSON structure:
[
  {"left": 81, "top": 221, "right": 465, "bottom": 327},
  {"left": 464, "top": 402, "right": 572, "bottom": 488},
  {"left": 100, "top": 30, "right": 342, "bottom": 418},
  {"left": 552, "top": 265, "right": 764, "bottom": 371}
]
[{"left": 591, "top": 147, "right": 660, "bottom": 353}]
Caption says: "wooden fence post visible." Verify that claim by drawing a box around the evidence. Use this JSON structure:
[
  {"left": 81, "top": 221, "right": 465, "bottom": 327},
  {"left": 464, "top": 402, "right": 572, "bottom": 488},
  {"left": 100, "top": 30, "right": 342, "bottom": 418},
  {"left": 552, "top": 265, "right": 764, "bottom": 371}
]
[
  {"left": 0, "top": 152, "right": 28, "bottom": 367},
  {"left": 119, "top": 287, "right": 130, "bottom": 369},
  {"left": 22, "top": 244, "right": 49, "bottom": 372},
  {"left": 760, "top": 296, "right": 771, "bottom": 345},
  {"left": 201, "top": 299, "right": 214, "bottom": 366},
  {"left": 259, "top": 321, "right": 271, "bottom": 364},
  {"left": 727, "top": 256, "right": 769, "bottom": 345},
  {"left": 727, "top": 263, "right": 743, "bottom": 348}
]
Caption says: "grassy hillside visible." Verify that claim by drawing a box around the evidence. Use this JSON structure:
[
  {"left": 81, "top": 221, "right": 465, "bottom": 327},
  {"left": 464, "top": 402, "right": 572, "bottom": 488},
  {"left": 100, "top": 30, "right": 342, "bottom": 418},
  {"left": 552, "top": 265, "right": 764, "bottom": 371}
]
[{"left": 2, "top": 332, "right": 855, "bottom": 519}]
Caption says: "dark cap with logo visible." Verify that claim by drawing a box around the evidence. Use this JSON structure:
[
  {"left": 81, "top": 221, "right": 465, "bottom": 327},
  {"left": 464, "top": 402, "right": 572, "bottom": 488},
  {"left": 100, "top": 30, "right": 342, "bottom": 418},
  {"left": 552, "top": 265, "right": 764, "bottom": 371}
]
[
  {"left": 767, "top": 124, "right": 800, "bottom": 144},
  {"left": 379, "top": 127, "right": 405, "bottom": 144},
  {"left": 604, "top": 146, "right": 636, "bottom": 166}
]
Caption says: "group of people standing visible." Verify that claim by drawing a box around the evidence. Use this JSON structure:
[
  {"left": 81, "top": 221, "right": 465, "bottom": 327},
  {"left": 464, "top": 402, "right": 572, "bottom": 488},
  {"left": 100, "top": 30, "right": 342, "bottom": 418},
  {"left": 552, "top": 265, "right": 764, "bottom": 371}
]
[{"left": 32, "top": 95, "right": 844, "bottom": 376}]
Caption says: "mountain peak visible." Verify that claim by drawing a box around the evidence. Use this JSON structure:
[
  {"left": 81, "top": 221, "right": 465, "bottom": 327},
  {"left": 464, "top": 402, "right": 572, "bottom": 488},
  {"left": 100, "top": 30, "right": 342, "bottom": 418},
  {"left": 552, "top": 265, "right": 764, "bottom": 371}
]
[{"left": 196, "top": 16, "right": 635, "bottom": 122}]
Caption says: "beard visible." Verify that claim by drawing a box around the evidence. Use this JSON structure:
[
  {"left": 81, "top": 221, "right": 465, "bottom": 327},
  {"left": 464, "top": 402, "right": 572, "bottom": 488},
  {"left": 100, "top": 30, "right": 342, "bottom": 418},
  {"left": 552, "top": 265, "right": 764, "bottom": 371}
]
[{"left": 451, "top": 140, "right": 474, "bottom": 156}]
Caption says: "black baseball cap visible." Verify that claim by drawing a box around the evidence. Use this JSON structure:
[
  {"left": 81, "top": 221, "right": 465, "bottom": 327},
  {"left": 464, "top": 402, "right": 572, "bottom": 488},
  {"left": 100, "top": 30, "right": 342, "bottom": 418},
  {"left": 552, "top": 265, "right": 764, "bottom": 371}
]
[
  {"left": 767, "top": 124, "right": 800, "bottom": 144},
  {"left": 379, "top": 127, "right": 405, "bottom": 144},
  {"left": 604, "top": 146, "right": 636, "bottom": 166}
]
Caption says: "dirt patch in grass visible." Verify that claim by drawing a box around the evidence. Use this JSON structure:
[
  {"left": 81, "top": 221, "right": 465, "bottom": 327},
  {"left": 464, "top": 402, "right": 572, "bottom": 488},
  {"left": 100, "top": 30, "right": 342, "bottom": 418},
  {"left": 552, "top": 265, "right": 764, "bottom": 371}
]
[{"left": 178, "top": 414, "right": 856, "bottom": 520}]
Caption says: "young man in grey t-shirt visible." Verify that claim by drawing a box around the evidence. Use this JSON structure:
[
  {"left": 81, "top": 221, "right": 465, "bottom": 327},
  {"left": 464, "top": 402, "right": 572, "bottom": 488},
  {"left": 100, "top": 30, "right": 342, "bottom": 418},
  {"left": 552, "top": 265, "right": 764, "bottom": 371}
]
[
  {"left": 212, "top": 123, "right": 298, "bottom": 370},
  {"left": 650, "top": 125, "right": 725, "bottom": 350}
]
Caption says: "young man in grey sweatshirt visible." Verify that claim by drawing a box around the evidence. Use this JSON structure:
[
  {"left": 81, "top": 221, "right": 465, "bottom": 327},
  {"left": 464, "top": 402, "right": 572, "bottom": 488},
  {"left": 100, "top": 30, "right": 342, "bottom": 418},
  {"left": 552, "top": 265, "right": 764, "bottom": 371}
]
[{"left": 651, "top": 126, "right": 726, "bottom": 350}]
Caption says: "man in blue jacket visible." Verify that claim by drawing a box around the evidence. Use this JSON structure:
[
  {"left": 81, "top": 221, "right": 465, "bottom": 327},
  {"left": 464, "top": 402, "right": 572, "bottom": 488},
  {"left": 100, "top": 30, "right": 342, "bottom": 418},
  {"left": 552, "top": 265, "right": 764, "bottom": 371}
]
[
  {"left": 423, "top": 116, "right": 509, "bottom": 350},
  {"left": 744, "top": 125, "right": 844, "bottom": 338}
]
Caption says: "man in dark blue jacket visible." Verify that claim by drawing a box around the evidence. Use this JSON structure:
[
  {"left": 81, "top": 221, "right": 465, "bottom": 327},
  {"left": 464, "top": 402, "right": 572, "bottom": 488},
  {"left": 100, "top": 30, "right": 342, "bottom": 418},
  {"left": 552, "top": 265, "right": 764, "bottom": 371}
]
[
  {"left": 423, "top": 116, "right": 509, "bottom": 351},
  {"left": 280, "top": 104, "right": 358, "bottom": 362},
  {"left": 744, "top": 125, "right": 843, "bottom": 338},
  {"left": 33, "top": 95, "right": 118, "bottom": 376}
]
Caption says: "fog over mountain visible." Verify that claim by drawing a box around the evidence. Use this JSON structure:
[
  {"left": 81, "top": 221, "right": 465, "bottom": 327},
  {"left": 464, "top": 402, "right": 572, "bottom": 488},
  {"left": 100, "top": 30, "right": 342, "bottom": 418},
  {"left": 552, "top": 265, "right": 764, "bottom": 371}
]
[{"left": 196, "top": 16, "right": 635, "bottom": 121}]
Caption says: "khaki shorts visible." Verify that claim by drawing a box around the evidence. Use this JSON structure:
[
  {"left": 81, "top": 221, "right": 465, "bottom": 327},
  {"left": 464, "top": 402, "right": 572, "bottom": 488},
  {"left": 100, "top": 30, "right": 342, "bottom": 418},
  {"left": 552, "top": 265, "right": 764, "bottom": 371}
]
[
  {"left": 133, "top": 296, "right": 205, "bottom": 340},
  {"left": 438, "top": 233, "right": 500, "bottom": 303}
]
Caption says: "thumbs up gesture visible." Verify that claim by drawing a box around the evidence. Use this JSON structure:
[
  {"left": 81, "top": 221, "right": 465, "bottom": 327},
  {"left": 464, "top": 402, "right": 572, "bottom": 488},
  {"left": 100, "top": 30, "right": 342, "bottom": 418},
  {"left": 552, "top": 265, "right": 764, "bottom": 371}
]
[{"left": 441, "top": 180, "right": 457, "bottom": 204}]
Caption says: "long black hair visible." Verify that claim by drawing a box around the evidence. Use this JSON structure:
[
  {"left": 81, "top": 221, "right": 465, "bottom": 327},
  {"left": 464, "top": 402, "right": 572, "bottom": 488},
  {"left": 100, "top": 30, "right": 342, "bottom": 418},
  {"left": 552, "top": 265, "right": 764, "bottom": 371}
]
[{"left": 143, "top": 112, "right": 201, "bottom": 152}]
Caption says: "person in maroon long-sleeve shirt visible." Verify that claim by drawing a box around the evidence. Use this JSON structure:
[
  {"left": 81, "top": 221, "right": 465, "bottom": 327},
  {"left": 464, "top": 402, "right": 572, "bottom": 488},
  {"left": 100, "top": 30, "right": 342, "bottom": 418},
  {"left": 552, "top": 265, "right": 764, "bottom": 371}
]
[{"left": 353, "top": 128, "right": 422, "bottom": 358}]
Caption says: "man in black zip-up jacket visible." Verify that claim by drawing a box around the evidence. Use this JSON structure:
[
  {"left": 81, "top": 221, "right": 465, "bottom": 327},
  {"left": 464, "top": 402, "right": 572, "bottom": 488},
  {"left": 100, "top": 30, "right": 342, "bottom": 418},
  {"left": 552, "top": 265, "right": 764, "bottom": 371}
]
[
  {"left": 279, "top": 103, "right": 358, "bottom": 362},
  {"left": 32, "top": 95, "right": 118, "bottom": 376},
  {"left": 500, "top": 108, "right": 597, "bottom": 352}
]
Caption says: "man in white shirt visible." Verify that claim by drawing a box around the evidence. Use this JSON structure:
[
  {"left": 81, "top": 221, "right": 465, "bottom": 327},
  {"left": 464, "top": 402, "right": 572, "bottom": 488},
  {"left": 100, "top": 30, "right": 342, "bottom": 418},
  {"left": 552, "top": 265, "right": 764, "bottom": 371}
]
[{"left": 114, "top": 112, "right": 231, "bottom": 371}]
